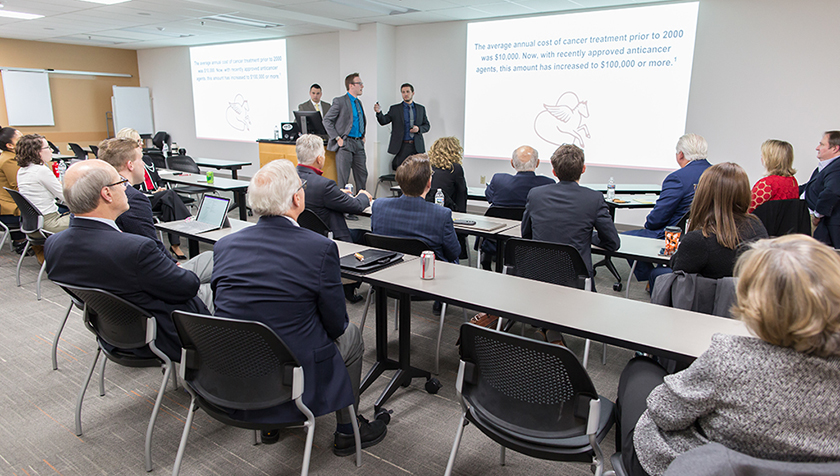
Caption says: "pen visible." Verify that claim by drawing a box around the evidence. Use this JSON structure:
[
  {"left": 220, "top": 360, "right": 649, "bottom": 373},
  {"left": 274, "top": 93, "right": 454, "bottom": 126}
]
[{"left": 354, "top": 252, "right": 364, "bottom": 261}]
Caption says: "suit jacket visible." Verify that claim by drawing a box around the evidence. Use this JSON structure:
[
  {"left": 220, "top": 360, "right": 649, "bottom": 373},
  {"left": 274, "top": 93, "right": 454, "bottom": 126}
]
[
  {"left": 44, "top": 218, "right": 208, "bottom": 361},
  {"left": 212, "top": 216, "right": 354, "bottom": 423},
  {"left": 371, "top": 195, "right": 461, "bottom": 263},
  {"left": 116, "top": 185, "right": 173, "bottom": 261},
  {"left": 297, "top": 165, "right": 369, "bottom": 242},
  {"left": 0, "top": 150, "right": 20, "bottom": 216},
  {"left": 521, "top": 181, "right": 620, "bottom": 276},
  {"left": 297, "top": 99, "right": 330, "bottom": 118},
  {"left": 801, "top": 158, "right": 840, "bottom": 247},
  {"left": 485, "top": 171, "right": 555, "bottom": 207},
  {"left": 376, "top": 102, "right": 430, "bottom": 155},
  {"left": 323, "top": 93, "right": 365, "bottom": 152},
  {"left": 425, "top": 164, "right": 468, "bottom": 212},
  {"left": 644, "top": 159, "right": 712, "bottom": 238}
]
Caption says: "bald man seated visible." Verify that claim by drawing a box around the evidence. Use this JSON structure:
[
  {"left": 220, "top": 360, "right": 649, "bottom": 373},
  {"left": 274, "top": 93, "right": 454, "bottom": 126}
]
[{"left": 44, "top": 159, "right": 211, "bottom": 361}]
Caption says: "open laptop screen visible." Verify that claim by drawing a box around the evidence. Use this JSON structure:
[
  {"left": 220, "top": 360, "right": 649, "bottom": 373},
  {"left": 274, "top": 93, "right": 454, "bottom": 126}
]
[{"left": 195, "top": 195, "right": 230, "bottom": 227}]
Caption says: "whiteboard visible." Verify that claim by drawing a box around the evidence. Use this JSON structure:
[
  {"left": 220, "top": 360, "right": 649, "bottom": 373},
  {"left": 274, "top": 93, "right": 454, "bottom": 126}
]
[
  {"left": 112, "top": 86, "right": 153, "bottom": 136},
  {"left": 1, "top": 70, "right": 55, "bottom": 126}
]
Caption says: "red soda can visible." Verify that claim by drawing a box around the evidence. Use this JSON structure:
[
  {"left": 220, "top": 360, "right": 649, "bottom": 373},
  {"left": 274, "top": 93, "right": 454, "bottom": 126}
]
[
  {"left": 52, "top": 161, "right": 60, "bottom": 178},
  {"left": 420, "top": 251, "right": 435, "bottom": 279}
]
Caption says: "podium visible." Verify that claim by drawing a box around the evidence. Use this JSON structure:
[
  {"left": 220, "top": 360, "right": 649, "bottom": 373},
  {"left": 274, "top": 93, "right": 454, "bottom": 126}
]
[{"left": 257, "top": 139, "right": 337, "bottom": 182}]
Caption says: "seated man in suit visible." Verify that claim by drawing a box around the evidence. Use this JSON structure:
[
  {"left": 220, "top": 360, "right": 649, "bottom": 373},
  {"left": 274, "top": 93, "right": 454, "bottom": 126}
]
[
  {"left": 371, "top": 154, "right": 461, "bottom": 263},
  {"left": 480, "top": 145, "right": 555, "bottom": 269},
  {"left": 624, "top": 133, "right": 712, "bottom": 282},
  {"left": 801, "top": 130, "right": 840, "bottom": 247},
  {"left": 98, "top": 138, "right": 213, "bottom": 298},
  {"left": 211, "top": 159, "right": 387, "bottom": 455},
  {"left": 521, "top": 144, "right": 620, "bottom": 284},
  {"left": 298, "top": 83, "right": 330, "bottom": 118},
  {"left": 44, "top": 159, "right": 210, "bottom": 362}
]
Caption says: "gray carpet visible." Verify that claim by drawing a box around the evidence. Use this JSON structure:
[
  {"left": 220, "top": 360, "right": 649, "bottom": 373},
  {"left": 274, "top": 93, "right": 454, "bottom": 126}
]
[{"left": 0, "top": 217, "right": 654, "bottom": 475}]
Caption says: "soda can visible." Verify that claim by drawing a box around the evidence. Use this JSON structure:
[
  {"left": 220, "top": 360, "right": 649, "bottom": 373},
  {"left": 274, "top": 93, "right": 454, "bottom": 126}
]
[
  {"left": 345, "top": 183, "right": 354, "bottom": 195},
  {"left": 206, "top": 170, "right": 214, "bottom": 184},
  {"left": 420, "top": 250, "right": 435, "bottom": 280},
  {"left": 664, "top": 226, "right": 681, "bottom": 256}
]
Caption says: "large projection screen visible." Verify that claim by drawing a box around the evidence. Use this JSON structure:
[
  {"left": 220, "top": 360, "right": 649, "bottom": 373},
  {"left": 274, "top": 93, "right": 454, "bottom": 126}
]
[
  {"left": 464, "top": 2, "right": 699, "bottom": 170},
  {"left": 190, "top": 39, "right": 288, "bottom": 142}
]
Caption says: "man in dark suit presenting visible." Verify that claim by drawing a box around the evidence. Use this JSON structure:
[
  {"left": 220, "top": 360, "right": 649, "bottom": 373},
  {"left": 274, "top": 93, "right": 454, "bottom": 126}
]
[
  {"left": 521, "top": 144, "right": 620, "bottom": 279},
  {"left": 323, "top": 73, "right": 368, "bottom": 191},
  {"left": 374, "top": 83, "right": 431, "bottom": 170},
  {"left": 801, "top": 130, "right": 840, "bottom": 246},
  {"left": 297, "top": 83, "right": 330, "bottom": 118},
  {"left": 212, "top": 159, "right": 387, "bottom": 454},
  {"left": 44, "top": 159, "right": 210, "bottom": 361}
]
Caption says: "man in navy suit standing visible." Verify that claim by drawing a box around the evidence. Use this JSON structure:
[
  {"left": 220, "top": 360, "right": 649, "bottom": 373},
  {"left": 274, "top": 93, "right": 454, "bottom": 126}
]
[
  {"left": 374, "top": 83, "right": 431, "bottom": 170},
  {"left": 323, "top": 73, "right": 368, "bottom": 191},
  {"left": 624, "top": 133, "right": 712, "bottom": 282},
  {"left": 801, "top": 130, "right": 840, "bottom": 247},
  {"left": 211, "top": 159, "right": 386, "bottom": 455},
  {"left": 371, "top": 154, "right": 461, "bottom": 263},
  {"left": 480, "top": 145, "right": 554, "bottom": 268}
]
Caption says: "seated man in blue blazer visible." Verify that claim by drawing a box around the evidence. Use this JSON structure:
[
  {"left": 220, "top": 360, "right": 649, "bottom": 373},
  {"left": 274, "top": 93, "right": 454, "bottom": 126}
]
[
  {"left": 624, "top": 133, "right": 712, "bottom": 282},
  {"left": 480, "top": 145, "right": 555, "bottom": 269},
  {"left": 44, "top": 159, "right": 210, "bottom": 362},
  {"left": 371, "top": 154, "right": 461, "bottom": 263},
  {"left": 521, "top": 144, "right": 620, "bottom": 283},
  {"left": 212, "top": 159, "right": 386, "bottom": 455}
]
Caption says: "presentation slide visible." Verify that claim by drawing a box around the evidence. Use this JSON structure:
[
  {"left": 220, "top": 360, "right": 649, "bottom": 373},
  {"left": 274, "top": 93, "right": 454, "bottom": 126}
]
[
  {"left": 464, "top": 2, "right": 699, "bottom": 170},
  {"left": 190, "top": 39, "right": 288, "bottom": 142}
]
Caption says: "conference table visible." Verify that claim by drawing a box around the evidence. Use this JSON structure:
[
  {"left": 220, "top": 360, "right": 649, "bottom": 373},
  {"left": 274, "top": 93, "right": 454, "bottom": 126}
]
[
  {"left": 193, "top": 157, "right": 252, "bottom": 179},
  {"left": 466, "top": 183, "right": 662, "bottom": 201},
  {"left": 158, "top": 170, "right": 250, "bottom": 220}
]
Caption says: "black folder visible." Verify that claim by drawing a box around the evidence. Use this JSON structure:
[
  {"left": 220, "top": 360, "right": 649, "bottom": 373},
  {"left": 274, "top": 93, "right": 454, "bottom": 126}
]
[{"left": 340, "top": 249, "right": 404, "bottom": 273}]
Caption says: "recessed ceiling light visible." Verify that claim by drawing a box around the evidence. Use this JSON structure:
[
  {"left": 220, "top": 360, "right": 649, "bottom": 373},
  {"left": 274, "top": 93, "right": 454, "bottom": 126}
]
[
  {"left": 0, "top": 10, "right": 44, "bottom": 19},
  {"left": 79, "top": 0, "right": 132, "bottom": 5}
]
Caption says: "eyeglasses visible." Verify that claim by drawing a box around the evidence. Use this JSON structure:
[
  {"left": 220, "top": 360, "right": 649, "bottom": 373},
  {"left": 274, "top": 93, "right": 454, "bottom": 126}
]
[
  {"left": 106, "top": 177, "right": 129, "bottom": 188},
  {"left": 351, "top": 81, "right": 364, "bottom": 86},
  {"left": 297, "top": 179, "right": 307, "bottom": 192},
  {"left": 41, "top": 146, "right": 51, "bottom": 150}
]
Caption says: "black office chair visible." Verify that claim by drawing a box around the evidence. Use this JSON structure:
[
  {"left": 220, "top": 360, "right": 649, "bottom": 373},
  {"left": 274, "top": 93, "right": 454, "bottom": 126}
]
[
  {"left": 55, "top": 284, "right": 177, "bottom": 473},
  {"left": 50, "top": 287, "right": 84, "bottom": 371},
  {"left": 152, "top": 131, "right": 171, "bottom": 155},
  {"left": 170, "top": 311, "right": 362, "bottom": 476},
  {"left": 752, "top": 199, "right": 810, "bottom": 237},
  {"left": 374, "top": 173, "right": 398, "bottom": 198},
  {"left": 47, "top": 140, "right": 60, "bottom": 154},
  {"left": 68, "top": 143, "right": 88, "bottom": 160},
  {"left": 144, "top": 150, "right": 168, "bottom": 170},
  {"left": 5, "top": 188, "right": 50, "bottom": 300},
  {"left": 476, "top": 206, "right": 525, "bottom": 268},
  {"left": 298, "top": 209, "right": 333, "bottom": 239},
  {"left": 444, "top": 324, "right": 614, "bottom": 476},
  {"left": 165, "top": 154, "right": 207, "bottom": 205},
  {"left": 362, "top": 233, "right": 467, "bottom": 374},
  {"left": 502, "top": 237, "right": 606, "bottom": 368},
  {"left": 88, "top": 144, "right": 98, "bottom": 158},
  {"left": 0, "top": 217, "right": 21, "bottom": 252}
]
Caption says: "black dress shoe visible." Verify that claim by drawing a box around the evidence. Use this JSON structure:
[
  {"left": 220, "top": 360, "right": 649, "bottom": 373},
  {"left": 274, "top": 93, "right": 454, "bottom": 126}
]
[
  {"left": 333, "top": 415, "right": 387, "bottom": 456},
  {"left": 345, "top": 214, "right": 359, "bottom": 221},
  {"left": 346, "top": 292, "right": 364, "bottom": 304},
  {"left": 261, "top": 429, "right": 280, "bottom": 444},
  {"left": 170, "top": 246, "right": 187, "bottom": 260},
  {"left": 344, "top": 285, "right": 364, "bottom": 303},
  {"left": 432, "top": 300, "right": 442, "bottom": 313}
]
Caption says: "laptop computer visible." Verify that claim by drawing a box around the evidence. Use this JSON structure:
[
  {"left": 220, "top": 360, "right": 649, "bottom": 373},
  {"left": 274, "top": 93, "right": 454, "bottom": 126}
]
[{"left": 166, "top": 195, "right": 231, "bottom": 234}]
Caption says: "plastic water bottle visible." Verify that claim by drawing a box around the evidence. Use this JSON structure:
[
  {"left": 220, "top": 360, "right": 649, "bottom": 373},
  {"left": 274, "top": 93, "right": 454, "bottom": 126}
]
[
  {"left": 607, "top": 177, "right": 616, "bottom": 200},
  {"left": 434, "top": 188, "right": 444, "bottom": 206},
  {"left": 57, "top": 160, "right": 67, "bottom": 183},
  {"left": 273, "top": 124, "right": 280, "bottom": 140}
]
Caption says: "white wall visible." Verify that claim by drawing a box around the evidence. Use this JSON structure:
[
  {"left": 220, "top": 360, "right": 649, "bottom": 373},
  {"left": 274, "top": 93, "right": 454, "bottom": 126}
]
[{"left": 137, "top": 0, "right": 840, "bottom": 225}]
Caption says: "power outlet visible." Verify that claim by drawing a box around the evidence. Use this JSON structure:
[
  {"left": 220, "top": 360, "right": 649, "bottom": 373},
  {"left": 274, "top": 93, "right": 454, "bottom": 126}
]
[{"left": 480, "top": 175, "right": 486, "bottom": 184}]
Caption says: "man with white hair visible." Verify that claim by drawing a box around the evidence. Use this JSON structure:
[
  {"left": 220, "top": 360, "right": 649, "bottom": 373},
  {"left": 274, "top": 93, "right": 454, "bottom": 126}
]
[
  {"left": 44, "top": 159, "right": 210, "bottom": 362},
  {"left": 481, "top": 145, "right": 554, "bottom": 269},
  {"left": 625, "top": 133, "right": 712, "bottom": 282},
  {"left": 211, "top": 159, "right": 387, "bottom": 455}
]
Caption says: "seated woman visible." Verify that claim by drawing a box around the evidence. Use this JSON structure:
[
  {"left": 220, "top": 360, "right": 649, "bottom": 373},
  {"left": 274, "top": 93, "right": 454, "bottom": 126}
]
[
  {"left": 425, "top": 136, "right": 467, "bottom": 212},
  {"left": 616, "top": 234, "right": 840, "bottom": 476},
  {"left": 748, "top": 139, "right": 799, "bottom": 213},
  {"left": 650, "top": 162, "right": 768, "bottom": 286},
  {"left": 16, "top": 134, "right": 70, "bottom": 236},
  {"left": 114, "top": 127, "right": 191, "bottom": 260},
  {"left": 0, "top": 126, "right": 25, "bottom": 252}
]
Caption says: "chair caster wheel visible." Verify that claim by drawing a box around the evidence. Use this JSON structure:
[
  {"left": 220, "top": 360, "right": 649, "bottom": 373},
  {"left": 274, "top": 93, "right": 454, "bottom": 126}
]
[
  {"left": 613, "top": 282, "right": 623, "bottom": 292},
  {"left": 401, "top": 379, "right": 411, "bottom": 388},
  {"left": 375, "top": 408, "right": 392, "bottom": 425},
  {"left": 425, "top": 378, "right": 442, "bottom": 394}
]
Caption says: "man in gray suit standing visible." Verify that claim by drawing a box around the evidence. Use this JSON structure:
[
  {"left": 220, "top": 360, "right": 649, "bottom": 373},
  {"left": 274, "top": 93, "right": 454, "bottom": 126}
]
[
  {"left": 297, "top": 83, "right": 331, "bottom": 118},
  {"left": 323, "top": 73, "right": 368, "bottom": 192}
]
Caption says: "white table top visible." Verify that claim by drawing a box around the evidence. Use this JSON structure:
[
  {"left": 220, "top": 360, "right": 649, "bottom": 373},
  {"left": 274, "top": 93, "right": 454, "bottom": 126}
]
[
  {"left": 158, "top": 171, "right": 250, "bottom": 190},
  {"left": 193, "top": 158, "right": 252, "bottom": 168}
]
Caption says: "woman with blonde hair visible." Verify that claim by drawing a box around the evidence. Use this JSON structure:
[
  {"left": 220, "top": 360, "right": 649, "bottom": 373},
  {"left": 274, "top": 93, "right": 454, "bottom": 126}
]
[
  {"left": 748, "top": 139, "right": 799, "bottom": 212},
  {"left": 425, "top": 136, "right": 467, "bottom": 212},
  {"left": 616, "top": 234, "right": 840, "bottom": 476}
]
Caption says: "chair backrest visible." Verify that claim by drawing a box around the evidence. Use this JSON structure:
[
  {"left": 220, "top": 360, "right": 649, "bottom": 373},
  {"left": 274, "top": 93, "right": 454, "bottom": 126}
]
[
  {"left": 145, "top": 150, "right": 167, "bottom": 170},
  {"left": 298, "top": 209, "right": 332, "bottom": 238},
  {"left": 752, "top": 199, "right": 810, "bottom": 237},
  {"left": 458, "top": 324, "right": 599, "bottom": 439},
  {"left": 47, "top": 141, "right": 60, "bottom": 154},
  {"left": 4, "top": 187, "right": 44, "bottom": 235},
  {"left": 365, "top": 233, "right": 429, "bottom": 257},
  {"left": 484, "top": 206, "right": 525, "bottom": 221},
  {"left": 152, "top": 131, "right": 171, "bottom": 152},
  {"left": 663, "top": 442, "right": 840, "bottom": 476},
  {"left": 172, "top": 311, "right": 300, "bottom": 411},
  {"left": 503, "top": 238, "right": 590, "bottom": 290},
  {"left": 89, "top": 144, "right": 99, "bottom": 158},
  {"left": 68, "top": 143, "right": 87, "bottom": 159},
  {"left": 166, "top": 154, "right": 201, "bottom": 174},
  {"left": 55, "top": 283, "right": 153, "bottom": 350},
  {"left": 676, "top": 211, "right": 690, "bottom": 233}
]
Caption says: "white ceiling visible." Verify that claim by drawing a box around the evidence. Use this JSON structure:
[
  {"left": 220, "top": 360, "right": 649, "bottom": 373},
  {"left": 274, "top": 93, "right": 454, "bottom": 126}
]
[{"left": 0, "top": 0, "right": 663, "bottom": 49}]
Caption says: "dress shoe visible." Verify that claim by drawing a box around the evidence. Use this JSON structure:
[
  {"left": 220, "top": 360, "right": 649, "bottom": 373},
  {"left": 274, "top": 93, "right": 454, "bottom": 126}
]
[
  {"left": 345, "top": 292, "right": 364, "bottom": 304},
  {"left": 432, "top": 300, "right": 442, "bottom": 313},
  {"left": 170, "top": 246, "right": 187, "bottom": 260},
  {"left": 345, "top": 214, "right": 359, "bottom": 221},
  {"left": 333, "top": 415, "right": 387, "bottom": 456},
  {"left": 260, "top": 429, "right": 279, "bottom": 444}
]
